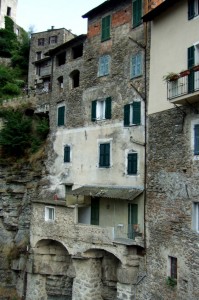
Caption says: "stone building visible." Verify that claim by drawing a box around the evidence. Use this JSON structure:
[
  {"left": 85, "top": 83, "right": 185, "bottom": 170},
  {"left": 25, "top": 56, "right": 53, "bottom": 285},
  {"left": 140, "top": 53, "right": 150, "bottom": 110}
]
[
  {"left": 24, "top": 0, "right": 148, "bottom": 299},
  {"left": 142, "top": 0, "right": 199, "bottom": 299},
  {"left": 0, "top": 0, "right": 17, "bottom": 28},
  {"left": 28, "top": 27, "right": 75, "bottom": 93}
]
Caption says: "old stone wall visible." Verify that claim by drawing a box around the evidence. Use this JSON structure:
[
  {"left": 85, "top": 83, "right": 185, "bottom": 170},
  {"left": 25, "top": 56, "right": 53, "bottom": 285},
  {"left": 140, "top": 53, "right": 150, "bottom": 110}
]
[{"left": 137, "top": 106, "right": 199, "bottom": 300}]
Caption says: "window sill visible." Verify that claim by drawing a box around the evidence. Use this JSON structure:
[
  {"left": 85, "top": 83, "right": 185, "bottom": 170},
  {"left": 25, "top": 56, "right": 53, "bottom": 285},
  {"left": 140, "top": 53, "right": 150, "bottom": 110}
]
[
  {"left": 101, "top": 37, "right": 111, "bottom": 43},
  {"left": 130, "top": 74, "right": 143, "bottom": 80}
]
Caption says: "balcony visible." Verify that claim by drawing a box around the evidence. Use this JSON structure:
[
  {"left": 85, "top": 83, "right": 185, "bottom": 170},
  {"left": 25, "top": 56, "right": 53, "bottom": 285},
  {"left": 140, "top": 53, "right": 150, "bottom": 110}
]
[{"left": 167, "top": 69, "right": 199, "bottom": 104}]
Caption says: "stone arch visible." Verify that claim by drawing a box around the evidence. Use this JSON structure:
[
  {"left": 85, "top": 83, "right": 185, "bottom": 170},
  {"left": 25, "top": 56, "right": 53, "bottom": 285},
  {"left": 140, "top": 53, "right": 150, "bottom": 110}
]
[{"left": 27, "top": 239, "right": 74, "bottom": 300}]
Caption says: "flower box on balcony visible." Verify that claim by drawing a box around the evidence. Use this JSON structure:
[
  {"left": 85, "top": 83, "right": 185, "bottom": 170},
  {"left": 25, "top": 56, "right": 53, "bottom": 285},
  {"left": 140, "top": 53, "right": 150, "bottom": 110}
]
[
  {"left": 180, "top": 70, "right": 190, "bottom": 77},
  {"left": 192, "top": 65, "right": 199, "bottom": 72},
  {"left": 163, "top": 72, "right": 179, "bottom": 82}
]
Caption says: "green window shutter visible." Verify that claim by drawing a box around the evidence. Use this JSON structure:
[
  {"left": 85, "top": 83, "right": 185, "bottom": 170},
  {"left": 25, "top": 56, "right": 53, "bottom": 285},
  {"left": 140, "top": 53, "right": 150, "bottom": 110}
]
[
  {"left": 91, "top": 100, "right": 97, "bottom": 121},
  {"left": 64, "top": 145, "right": 70, "bottom": 162},
  {"left": 101, "top": 15, "right": 111, "bottom": 41},
  {"left": 127, "top": 153, "right": 137, "bottom": 175},
  {"left": 105, "top": 97, "right": 112, "bottom": 119},
  {"left": 99, "top": 143, "right": 110, "bottom": 167},
  {"left": 188, "top": 46, "right": 195, "bottom": 93},
  {"left": 133, "top": 102, "right": 141, "bottom": 125},
  {"left": 133, "top": 0, "right": 142, "bottom": 28},
  {"left": 194, "top": 125, "right": 199, "bottom": 155},
  {"left": 124, "top": 104, "right": 130, "bottom": 126},
  {"left": 57, "top": 106, "right": 65, "bottom": 126},
  {"left": 128, "top": 203, "right": 138, "bottom": 239},
  {"left": 188, "top": 0, "right": 195, "bottom": 20},
  {"left": 91, "top": 198, "right": 99, "bottom": 225}
]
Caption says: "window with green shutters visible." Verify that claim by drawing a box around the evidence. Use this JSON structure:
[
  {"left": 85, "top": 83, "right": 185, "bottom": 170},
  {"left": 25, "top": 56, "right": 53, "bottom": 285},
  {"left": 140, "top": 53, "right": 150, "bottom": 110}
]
[
  {"left": 188, "top": 0, "right": 199, "bottom": 20},
  {"left": 57, "top": 106, "right": 65, "bottom": 126},
  {"left": 124, "top": 101, "right": 141, "bottom": 126},
  {"left": 98, "top": 55, "right": 111, "bottom": 77},
  {"left": 131, "top": 53, "right": 143, "bottom": 78},
  {"left": 99, "top": 143, "right": 110, "bottom": 167},
  {"left": 132, "top": 0, "right": 142, "bottom": 28},
  {"left": 91, "top": 97, "right": 112, "bottom": 121},
  {"left": 194, "top": 124, "right": 199, "bottom": 155},
  {"left": 101, "top": 15, "right": 111, "bottom": 42},
  {"left": 188, "top": 46, "right": 195, "bottom": 93},
  {"left": 64, "top": 145, "right": 70, "bottom": 163},
  {"left": 127, "top": 152, "right": 138, "bottom": 175}
]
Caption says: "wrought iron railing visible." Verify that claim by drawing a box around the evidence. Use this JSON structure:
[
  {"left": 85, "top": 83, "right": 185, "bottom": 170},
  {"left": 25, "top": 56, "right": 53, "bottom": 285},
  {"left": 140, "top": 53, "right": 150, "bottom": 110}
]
[{"left": 167, "top": 70, "right": 199, "bottom": 100}]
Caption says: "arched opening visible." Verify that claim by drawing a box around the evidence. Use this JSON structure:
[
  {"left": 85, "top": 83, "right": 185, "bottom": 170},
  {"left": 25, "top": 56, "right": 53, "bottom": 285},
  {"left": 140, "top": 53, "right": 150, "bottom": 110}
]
[
  {"left": 30, "top": 239, "right": 73, "bottom": 300},
  {"left": 70, "top": 70, "right": 80, "bottom": 88}
]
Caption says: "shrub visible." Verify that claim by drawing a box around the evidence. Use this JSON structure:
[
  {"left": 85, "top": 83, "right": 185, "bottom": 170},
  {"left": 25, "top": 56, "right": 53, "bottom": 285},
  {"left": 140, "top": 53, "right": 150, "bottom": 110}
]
[{"left": 2, "top": 82, "right": 21, "bottom": 96}]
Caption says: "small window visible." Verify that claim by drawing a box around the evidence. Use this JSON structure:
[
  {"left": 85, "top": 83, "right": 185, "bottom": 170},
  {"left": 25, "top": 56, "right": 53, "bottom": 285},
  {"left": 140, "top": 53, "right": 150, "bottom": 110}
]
[
  {"left": 57, "top": 106, "right": 65, "bottom": 126},
  {"left": 127, "top": 152, "right": 138, "bottom": 175},
  {"left": 49, "top": 36, "right": 57, "bottom": 44},
  {"left": 38, "top": 38, "right": 45, "bottom": 46},
  {"left": 194, "top": 124, "right": 199, "bottom": 155},
  {"left": 57, "top": 76, "right": 63, "bottom": 92},
  {"left": 169, "top": 256, "right": 177, "bottom": 280},
  {"left": 57, "top": 52, "right": 66, "bottom": 66},
  {"left": 193, "top": 202, "right": 199, "bottom": 232},
  {"left": 7, "top": 7, "right": 11, "bottom": 16},
  {"left": 36, "top": 66, "right": 41, "bottom": 76},
  {"left": 132, "top": 0, "right": 142, "bottom": 28},
  {"left": 70, "top": 70, "right": 80, "bottom": 88},
  {"left": 188, "top": 0, "right": 199, "bottom": 20},
  {"left": 124, "top": 101, "right": 141, "bottom": 126},
  {"left": 131, "top": 53, "right": 143, "bottom": 78},
  {"left": 72, "top": 44, "right": 83, "bottom": 59},
  {"left": 101, "top": 15, "right": 111, "bottom": 42},
  {"left": 91, "top": 97, "right": 112, "bottom": 121},
  {"left": 64, "top": 145, "right": 70, "bottom": 163},
  {"left": 98, "top": 55, "right": 110, "bottom": 77},
  {"left": 99, "top": 143, "right": 110, "bottom": 168},
  {"left": 45, "top": 207, "right": 55, "bottom": 221},
  {"left": 36, "top": 51, "right": 42, "bottom": 60}
]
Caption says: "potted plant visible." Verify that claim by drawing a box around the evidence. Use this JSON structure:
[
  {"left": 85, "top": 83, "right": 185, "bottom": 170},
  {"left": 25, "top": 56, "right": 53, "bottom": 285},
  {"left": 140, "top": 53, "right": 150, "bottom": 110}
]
[{"left": 163, "top": 72, "right": 179, "bottom": 82}]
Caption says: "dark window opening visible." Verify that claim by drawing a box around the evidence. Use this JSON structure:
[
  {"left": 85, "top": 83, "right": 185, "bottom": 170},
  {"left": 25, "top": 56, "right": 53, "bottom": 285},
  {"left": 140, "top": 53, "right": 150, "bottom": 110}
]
[
  {"left": 57, "top": 76, "right": 63, "bottom": 92},
  {"left": 70, "top": 70, "right": 80, "bottom": 88},
  {"left": 64, "top": 145, "right": 70, "bottom": 163},
  {"left": 38, "top": 38, "right": 45, "bottom": 46},
  {"left": 99, "top": 143, "right": 110, "bottom": 167},
  {"left": 7, "top": 7, "right": 11, "bottom": 16},
  {"left": 57, "top": 52, "right": 66, "bottom": 66},
  {"left": 170, "top": 256, "right": 177, "bottom": 279},
  {"left": 72, "top": 44, "right": 83, "bottom": 59}
]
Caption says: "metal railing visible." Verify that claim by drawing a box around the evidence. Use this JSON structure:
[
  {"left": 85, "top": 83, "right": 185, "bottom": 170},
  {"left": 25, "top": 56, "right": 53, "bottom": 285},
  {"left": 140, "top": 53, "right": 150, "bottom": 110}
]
[
  {"left": 114, "top": 224, "right": 141, "bottom": 240},
  {"left": 167, "top": 70, "right": 199, "bottom": 100}
]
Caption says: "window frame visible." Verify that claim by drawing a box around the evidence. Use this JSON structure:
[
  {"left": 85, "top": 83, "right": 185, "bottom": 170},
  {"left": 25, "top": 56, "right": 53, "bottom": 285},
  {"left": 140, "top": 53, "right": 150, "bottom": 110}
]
[
  {"left": 64, "top": 145, "right": 71, "bottom": 163},
  {"left": 98, "top": 141, "right": 111, "bottom": 168},
  {"left": 169, "top": 256, "right": 177, "bottom": 280},
  {"left": 38, "top": 38, "right": 45, "bottom": 46},
  {"left": 91, "top": 97, "right": 112, "bottom": 121},
  {"left": 132, "top": 0, "right": 142, "bottom": 28},
  {"left": 98, "top": 55, "right": 111, "bottom": 77},
  {"left": 101, "top": 15, "right": 111, "bottom": 42},
  {"left": 188, "top": 0, "right": 199, "bottom": 20},
  {"left": 127, "top": 152, "right": 138, "bottom": 175},
  {"left": 49, "top": 35, "right": 58, "bottom": 44},
  {"left": 131, "top": 53, "right": 143, "bottom": 79},
  {"left": 193, "top": 202, "right": 199, "bottom": 232},
  {"left": 57, "top": 105, "right": 65, "bottom": 127},
  {"left": 124, "top": 101, "right": 141, "bottom": 126},
  {"left": 45, "top": 206, "right": 55, "bottom": 222}
]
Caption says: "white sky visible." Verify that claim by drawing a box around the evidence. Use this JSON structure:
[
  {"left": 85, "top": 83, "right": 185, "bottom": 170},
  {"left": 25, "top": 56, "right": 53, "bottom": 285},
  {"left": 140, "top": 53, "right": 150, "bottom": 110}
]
[{"left": 17, "top": 0, "right": 105, "bottom": 35}]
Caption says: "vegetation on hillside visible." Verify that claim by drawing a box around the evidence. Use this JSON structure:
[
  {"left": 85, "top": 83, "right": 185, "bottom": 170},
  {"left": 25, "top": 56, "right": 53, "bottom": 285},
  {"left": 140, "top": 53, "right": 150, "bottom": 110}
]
[{"left": 0, "top": 16, "right": 30, "bottom": 102}]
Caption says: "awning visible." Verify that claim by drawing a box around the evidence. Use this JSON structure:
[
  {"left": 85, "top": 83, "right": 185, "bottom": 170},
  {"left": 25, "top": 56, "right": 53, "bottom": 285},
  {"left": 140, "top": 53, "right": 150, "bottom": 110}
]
[{"left": 68, "top": 185, "right": 144, "bottom": 201}]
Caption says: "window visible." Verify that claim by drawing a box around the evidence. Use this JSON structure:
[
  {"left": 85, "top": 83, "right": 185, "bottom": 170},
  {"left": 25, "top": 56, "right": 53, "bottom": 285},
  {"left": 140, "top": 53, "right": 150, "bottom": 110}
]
[
  {"left": 57, "top": 76, "right": 63, "bottom": 92},
  {"left": 36, "top": 66, "right": 41, "bottom": 76},
  {"left": 194, "top": 124, "right": 199, "bottom": 155},
  {"left": 132, "top": 0, "right": 142, "bottom": 28},
  {"left": 7, "top": 7, "right": 11, "bottom": 16},
  {"left": 36, "top": 51, "right": 42, "bottom": 60},
  {"left": 188, "top": 0, "right": 199, "bottom": 20},
  {"left": 45, "top": 207, "right": 55, "bottom": 221},
  {"left": 57, "top": 52, "right": 66, "bottom": 66},
  {"left": 38, "top": 38, "right": 45, "bottom": 46},
  {"left": 91, "top": 97, "right": 112, "bottom": 121},
  {"left": 127, "top": 152, "right": 138, "bottom": 175},
  {"left": 169, "top": 256, "right": 177, "bottom": 280},
  {"left": 124, "top": 101, "right": 141, "bottom": 126},
  {"left": 193, "top": 202, "right": 199, "bottom": 232},
  {"left": 70, "top": 70, "right": 80, "bottom": 88},
  {"left": 72, "top": 44, "right": 83, "bottom": 59},
  {"left": 98, "top": 55, "right": 110, "bottom": 77},
  {"left": 99, "top": 143, "right": 110, "bottom": 167},
  {"left": 64, "top": 145, "right": 70, "bottom": 163},
  {"left": 91, "top": 198, "right": 99, "bottom": 225},
  {"left": 57, "top": 106, "right": 65, "bottom": 126},
  {"left": 49, "top": 36, "right": 57, "bottom": 44},
  {"left": 101, "top": 15, "right": 111, "bottom": 42},
  {"left": 131, "top": 53, "right": 143, "bottom": 78}
]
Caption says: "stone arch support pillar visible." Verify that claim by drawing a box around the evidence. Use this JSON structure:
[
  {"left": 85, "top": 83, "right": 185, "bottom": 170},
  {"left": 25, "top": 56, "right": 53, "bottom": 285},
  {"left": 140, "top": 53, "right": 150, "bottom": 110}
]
[
  {"left": 116, "top": 264, "right": 139, "bottom": 300},
  {"left": 72, "top": 257, "right": 102, "bottom": 300},
  {"left": 117, "top": 282, "right": 136, "bottom": 300}
]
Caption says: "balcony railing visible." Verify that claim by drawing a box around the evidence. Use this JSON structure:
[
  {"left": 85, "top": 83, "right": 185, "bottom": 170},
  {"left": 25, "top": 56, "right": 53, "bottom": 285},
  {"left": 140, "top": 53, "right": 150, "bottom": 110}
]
[
  {"left": 114, "top": 224, "right": 142, "bottom": 240},
  {"left": 167, "top": 70, "right": 199, "bottom": 101}
]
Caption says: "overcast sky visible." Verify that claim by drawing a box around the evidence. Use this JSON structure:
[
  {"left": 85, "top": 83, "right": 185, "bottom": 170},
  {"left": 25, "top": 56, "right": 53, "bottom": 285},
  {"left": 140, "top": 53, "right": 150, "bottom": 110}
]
[{"left": 17, "top": 0, "right": 105, "bottom": 35}]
